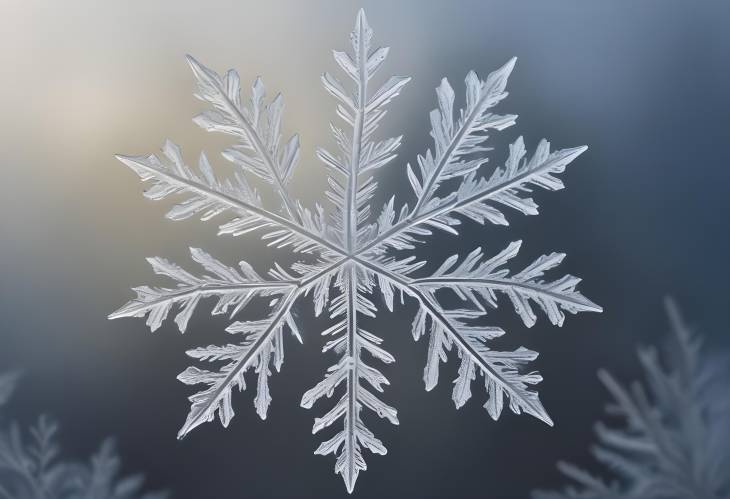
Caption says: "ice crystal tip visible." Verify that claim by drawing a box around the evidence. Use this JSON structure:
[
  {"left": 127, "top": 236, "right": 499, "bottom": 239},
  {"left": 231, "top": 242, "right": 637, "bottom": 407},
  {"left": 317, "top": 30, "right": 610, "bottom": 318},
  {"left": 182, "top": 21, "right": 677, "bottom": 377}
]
[
  {"left": 185, "top": 53, "right": 201, "bottom": 71},
  {"left": 111, "top": 9, "right": 598, "bottom": 492},
  {"left": 355, "top": 8, "right": 368, "bottom": 27},
  {"left": 114, "top": 154, "right": 133, "bottom": 166}
]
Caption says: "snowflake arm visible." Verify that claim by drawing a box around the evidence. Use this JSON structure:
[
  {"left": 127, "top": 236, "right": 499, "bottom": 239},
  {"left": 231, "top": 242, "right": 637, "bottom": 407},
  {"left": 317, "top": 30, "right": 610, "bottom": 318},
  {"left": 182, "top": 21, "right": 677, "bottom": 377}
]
[
  {"left": 109, "top": 248, "right": 300, "bottom": 429},
  {"left": 411, "top": 241, "right": 602, "bottom": 328},
  {"left": 177, "top": 285, "right": 300, "bottom": 433},
  {"left": 417, "top": 292, "right": 551, "bottom": 423},
  {"left": 186, "top": 55, "right": 302, "bottom": 224},
  {"left": 116, "top": 141, "right": 336, "bottom": 256},
  {"left": 361, "top": 259, "right": 554, "bottom": 424},
  {"left": 317, "top": 9, "right": 409, "bottom": 250},
  {"left": 364, "top": 92, "right": 587, "bottom": 254},
  {"left": 109, "top": 247, "right": 298, "bottom": 333},
  {"left": 301, "top": 263, "right": 397, "bottom": 493},
  {"left": 409, "top": 58, "right": 517, "bottom": 216},
  {"left": 111, "top": 250, "right": 342, "bottom": 435}
]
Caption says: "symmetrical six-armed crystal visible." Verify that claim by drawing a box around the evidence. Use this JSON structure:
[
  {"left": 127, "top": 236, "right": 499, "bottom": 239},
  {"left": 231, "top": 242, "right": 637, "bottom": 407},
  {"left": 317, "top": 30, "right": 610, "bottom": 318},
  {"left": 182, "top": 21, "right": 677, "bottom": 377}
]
[{"left": 110, "top": 10, "right": 601, "bottom": 493}]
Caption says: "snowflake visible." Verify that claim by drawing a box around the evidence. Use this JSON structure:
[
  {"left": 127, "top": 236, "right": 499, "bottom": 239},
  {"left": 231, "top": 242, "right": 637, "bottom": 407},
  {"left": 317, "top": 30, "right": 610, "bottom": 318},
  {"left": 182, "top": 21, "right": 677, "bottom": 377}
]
[
  {"left": 532, "top": 298, "right": 730, "bottom": 499},
  {"left": 110, "top": 9, "right": 601, "bottom": 493}
]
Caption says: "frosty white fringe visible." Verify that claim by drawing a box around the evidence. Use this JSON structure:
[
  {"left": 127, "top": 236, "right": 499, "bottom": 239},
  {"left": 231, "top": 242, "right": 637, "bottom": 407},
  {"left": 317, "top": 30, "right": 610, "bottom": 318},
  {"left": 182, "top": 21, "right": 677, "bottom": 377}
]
[{"left": 110, "top": 9, "right": 600, "bottom": 493}]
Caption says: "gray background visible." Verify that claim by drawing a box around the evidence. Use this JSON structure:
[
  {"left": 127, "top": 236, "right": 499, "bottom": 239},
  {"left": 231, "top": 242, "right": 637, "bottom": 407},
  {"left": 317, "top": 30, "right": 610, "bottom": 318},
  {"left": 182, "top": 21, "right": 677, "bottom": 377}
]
[{"left": 1, "top": 1, "right": 728, "bottom": 497}]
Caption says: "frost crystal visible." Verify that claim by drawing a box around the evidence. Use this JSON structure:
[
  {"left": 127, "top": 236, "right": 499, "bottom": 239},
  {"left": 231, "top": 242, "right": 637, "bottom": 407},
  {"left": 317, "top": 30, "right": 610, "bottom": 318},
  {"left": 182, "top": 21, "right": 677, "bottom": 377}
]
[
  {"left": 0, "top": 373, "right": 167, "bottom": 499},
  {"left": 110, "top": 10, "right": 601, "bottom": 492},
  {"left": 532, "top": 298, "right": 730, "bottom": 499}
]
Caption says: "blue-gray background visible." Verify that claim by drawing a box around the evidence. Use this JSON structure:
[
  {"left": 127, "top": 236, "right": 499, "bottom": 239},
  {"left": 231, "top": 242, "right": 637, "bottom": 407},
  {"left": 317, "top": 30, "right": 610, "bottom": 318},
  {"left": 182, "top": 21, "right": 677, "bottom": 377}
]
[{"left": 1, "top": 1, "right": 728, "bottom": 497}]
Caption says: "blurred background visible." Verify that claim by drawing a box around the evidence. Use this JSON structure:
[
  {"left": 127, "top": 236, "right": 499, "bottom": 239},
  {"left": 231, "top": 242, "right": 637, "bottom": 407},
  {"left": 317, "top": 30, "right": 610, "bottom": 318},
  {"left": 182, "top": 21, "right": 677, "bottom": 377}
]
[{"left": 0, "top": 0, "right": 728, "bottom": 497}]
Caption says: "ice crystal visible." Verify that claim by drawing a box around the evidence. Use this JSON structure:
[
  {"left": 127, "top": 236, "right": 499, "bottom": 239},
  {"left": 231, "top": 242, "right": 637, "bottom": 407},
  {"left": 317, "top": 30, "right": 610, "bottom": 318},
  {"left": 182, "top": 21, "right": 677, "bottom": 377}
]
[
  {"left": 0, "top": 373, "right": 167, "bottom": 499},
  {"left": 110, "top": 9, "right": 601, "bottom": 492},
  {"left": 532, "top": 298, "right": 730, "bottom": 499}
]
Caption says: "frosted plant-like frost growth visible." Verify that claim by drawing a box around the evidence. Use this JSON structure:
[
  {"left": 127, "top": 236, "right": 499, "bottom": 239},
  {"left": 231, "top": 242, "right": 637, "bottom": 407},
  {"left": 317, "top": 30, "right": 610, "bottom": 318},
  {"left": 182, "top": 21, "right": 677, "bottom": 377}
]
[
  {"left": 532, "top": 298, "right": 730, "bottom": 499},
  {"left": 0, "top": 372, "right": 168, "bottom": 499},
  {"left": 110, "top": 10, "right": 601, "bottom": 492}
]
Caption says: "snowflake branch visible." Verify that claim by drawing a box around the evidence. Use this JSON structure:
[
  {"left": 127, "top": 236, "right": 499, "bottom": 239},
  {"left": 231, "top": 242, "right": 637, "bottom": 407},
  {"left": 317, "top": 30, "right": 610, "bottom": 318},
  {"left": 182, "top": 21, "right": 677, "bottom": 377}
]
[
  {"left": 410, "top": 58, "right": 517, "bottom": 216},
  {"left": 177, "top": 287, "right": 298, "bottom": 437},
  {"left": 419, "top": 290, "right": 552, "bottom": 423},
  {"left": 363, "top": 138, "right": 587, "bottom": 254},
  {"left": 319, "top": 9, "right": 409, "bottom": 251},
  {"left": 109, "top": 247, "right": 298, "bottom": 333},
  {"left": 343, "top": 12, "right": 369, "bottom": 253},
  {"left": 117, "top": 144, "right": 342, "bottom": 256},
  {"left": 416, "top": 277, "right": 598, "bottom": 312},
  {"left": 353, "top": 257, "right": 552, "bottom": 424},
  {"left": 177, "top": 261, "right": 342, "bottom": 437},
  {"left": 187, "top": 55, "right": 302, "bottom": 224},
  {"left": 412, "top": 242, "right": 602, "bottom": 327},
  {"left": 302, "top": 261, "right": 396, "bottom": 493}
]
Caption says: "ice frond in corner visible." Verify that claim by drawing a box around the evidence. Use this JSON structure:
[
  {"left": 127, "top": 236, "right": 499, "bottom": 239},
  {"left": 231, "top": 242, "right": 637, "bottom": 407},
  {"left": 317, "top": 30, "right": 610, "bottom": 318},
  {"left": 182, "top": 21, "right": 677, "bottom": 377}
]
[
  {"left": 532, "top": 298, "right": 730, "bottom": 499},
  {"left": 110, "top": 8, "right": 600, "bottom": 493},
  {"left": 0, "top": 374, "right": 168, "bottom": 499}
]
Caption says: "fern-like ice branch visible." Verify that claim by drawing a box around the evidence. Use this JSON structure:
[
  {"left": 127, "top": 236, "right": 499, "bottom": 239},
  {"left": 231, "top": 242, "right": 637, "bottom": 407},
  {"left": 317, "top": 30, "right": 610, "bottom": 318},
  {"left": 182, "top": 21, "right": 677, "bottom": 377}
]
[
  {"left": 366, "top": 122, "right": 586, "bottom": 254},
  {"left": 410, "top": 58, "right": 517, "bottom": 216},
  {"left": 174, "top": 260, "right": 343, "bottom": 436},
  {"left": 318, "top": 9, "right": 409, "bottom": 251},
  {"left": 177, "top": 286, "right": 301, "bottom": 433},
  {"left": 110, "top": 249, "right": 342, "bottom": 434},
  {"left": 412, "top": 241, "right": 602, "bottom": 328},
  {"left": 355, "top": 259, "right": 553, "bottom": 425},
  {"left": 187, "top": 55, "right": 302, "bottom": 223},
  {"left": 117, "top": 141, "right": 336, "bottom": 256},
  {"left": 109, "top": 247, "right": 297, "bottom": 333},
  {"left": 301, "top": 263, "right": 397, "bottom": 493}
]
